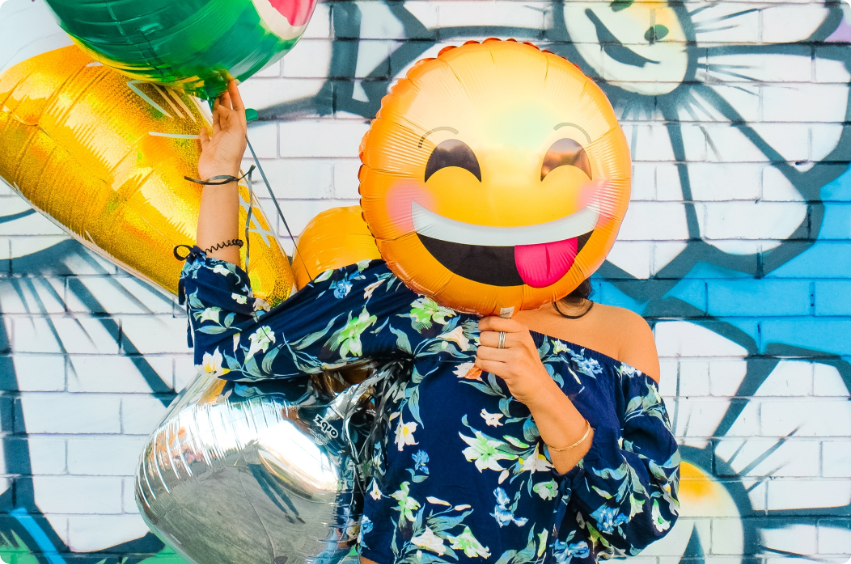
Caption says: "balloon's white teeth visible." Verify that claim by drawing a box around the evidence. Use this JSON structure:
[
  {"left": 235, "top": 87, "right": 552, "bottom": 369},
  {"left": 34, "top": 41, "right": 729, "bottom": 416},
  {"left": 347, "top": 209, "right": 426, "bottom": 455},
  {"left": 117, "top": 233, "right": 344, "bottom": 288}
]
[{"left": 411, "top": 201, "right": 599, "bottom": 247}]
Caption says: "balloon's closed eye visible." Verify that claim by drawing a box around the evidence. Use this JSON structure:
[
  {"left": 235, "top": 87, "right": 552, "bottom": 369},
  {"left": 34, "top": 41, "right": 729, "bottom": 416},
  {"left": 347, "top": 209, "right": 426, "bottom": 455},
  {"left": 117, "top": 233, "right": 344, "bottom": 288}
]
[
  {"left": 425, "top": 139, "right": 482, "bottom": 182},
  {"left": 541, "top": 138, "right": 592, "bottom": 181}
]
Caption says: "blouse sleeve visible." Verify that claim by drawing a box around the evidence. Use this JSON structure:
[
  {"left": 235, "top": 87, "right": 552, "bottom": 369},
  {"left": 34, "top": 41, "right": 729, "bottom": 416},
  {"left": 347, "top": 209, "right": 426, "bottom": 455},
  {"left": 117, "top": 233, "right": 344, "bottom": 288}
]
[
  {"left": 556, "top": 364, "right": 680, "bottom": 558},
  {"left": 178, "top": 253, "right": 474, "bottom": 382}
]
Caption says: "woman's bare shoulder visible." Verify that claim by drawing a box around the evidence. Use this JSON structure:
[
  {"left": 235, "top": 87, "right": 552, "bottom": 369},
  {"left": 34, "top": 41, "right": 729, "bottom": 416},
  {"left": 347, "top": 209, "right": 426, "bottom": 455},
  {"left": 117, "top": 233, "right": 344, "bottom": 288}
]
[
  {"left": 589, "top": 303, "right": 660, "bottom": 382},
  {"left": 518, "top": 302, "right": 660, "bottom": 381},
  {"left": 591, "top": 302, "right": 651, "bottom": 329}
]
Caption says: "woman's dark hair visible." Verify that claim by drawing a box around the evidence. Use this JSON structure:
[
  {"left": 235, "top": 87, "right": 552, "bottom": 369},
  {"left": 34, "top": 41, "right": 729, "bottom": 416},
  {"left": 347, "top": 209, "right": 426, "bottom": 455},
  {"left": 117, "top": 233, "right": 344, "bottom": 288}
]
[{"left": 553, "top": 278, "right": 594, "bottom": 319}]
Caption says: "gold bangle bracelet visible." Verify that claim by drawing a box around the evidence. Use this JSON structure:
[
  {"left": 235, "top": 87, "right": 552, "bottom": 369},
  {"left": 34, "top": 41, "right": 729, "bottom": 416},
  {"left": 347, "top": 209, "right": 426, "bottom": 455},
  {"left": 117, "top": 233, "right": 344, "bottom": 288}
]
[{"left": 548, "top": 420, "right": 592, "bottom": 453}]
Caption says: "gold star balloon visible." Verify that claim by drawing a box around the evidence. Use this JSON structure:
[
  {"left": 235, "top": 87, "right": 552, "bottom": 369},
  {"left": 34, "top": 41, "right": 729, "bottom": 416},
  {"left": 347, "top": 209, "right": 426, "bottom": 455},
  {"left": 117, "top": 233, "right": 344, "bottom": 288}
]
[{"left": 0, "top": 45, "right": 294, "bottom": 306}]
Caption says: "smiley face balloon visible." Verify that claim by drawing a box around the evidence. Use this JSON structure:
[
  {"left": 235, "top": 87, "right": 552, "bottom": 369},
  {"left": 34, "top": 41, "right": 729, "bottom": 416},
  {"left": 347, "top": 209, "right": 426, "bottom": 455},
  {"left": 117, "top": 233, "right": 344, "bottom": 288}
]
[{"left": 359, "top": 40, "right": 631, "bottom": 316}]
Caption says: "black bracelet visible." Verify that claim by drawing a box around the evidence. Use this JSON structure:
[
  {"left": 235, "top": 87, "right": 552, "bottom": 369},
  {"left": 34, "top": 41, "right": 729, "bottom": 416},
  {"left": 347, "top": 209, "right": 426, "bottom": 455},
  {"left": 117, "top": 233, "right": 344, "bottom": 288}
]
[
  {"left": 184, "top": 165, "right": 255, "bottom": 186},
  {"left": 173, "top": 244, "right": 202, "bottom": 262},
  {"left": 203, "top": 239, "right": 244, "bottom": 254},
  {"left": 173, "top": 239, "right": 243, "bottom": 262}
]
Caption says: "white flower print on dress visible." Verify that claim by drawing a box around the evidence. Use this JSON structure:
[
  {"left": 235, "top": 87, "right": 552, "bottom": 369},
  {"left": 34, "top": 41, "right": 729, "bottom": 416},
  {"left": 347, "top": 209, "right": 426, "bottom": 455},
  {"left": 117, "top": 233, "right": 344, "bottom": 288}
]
[
  {"left": 652, "top": 500, "right": 671, "bottom": 532},
  {"left": 363, "top": 279, "right": 385, "bottom": 300},
  {"left": 460, "top": 430, "right": 515, "bottom": 472},
  {"left": 390, "top": 482, "right": 420, "bottom": 522},
  {"left": 231, "top": 293, "right": 247, "bottom": 305},
  {"left": 395, "top": 418, "right": 418, "bottom": 451},
  {"left": 245, "top": 325, "right": 275, "bottom": 360},
  {"left": 197, "top": 348, "right": 230, "bottom": 377},
  {"left": 411, "top": 526, "right": 447, "bottom": 556},
  {"left": 369, "top": 478, "right": 382, "bottom": 501},
  {"left": 454, "top": 362, "right": 481, "bottom": 380},
  {"left": 519, "top": 445, "right": 553, "bottom": 474},
  {"left": 438, "top": 326, "right": 470, "bottom": 351},
  {"left": 447, "top": 526, "right": 491, "bottom": 559},
  {"left": 198, "top": 307, "right": 221, "bottom": 323},
  {"left": 533, "top": 480, "right": 558, "bottom": 501},
  {"left": 480, "top": 409, "right": 503, "bottom": 427}
]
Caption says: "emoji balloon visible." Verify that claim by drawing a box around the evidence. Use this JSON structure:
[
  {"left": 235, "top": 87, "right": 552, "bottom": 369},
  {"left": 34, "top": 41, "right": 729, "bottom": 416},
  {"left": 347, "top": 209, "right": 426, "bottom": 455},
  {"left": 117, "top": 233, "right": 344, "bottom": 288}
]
[
  {"left": 292, "top": 206, "right": 381, "bottom": 289},
  {"left": 0, "top": 44, "right": 294, "bottom": 306},
  {"left": 42, "top": 0, "right": 319, "bottom": 99},
  {"left": 359, "top": 40, "right": 631, "bottom": 316}
]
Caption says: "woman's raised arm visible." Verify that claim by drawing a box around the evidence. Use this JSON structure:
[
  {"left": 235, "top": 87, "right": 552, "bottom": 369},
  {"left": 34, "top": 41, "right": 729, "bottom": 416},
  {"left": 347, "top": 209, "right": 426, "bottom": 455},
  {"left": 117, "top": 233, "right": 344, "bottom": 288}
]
[{"left": 195, "top": 80, "right": 248, "bottom": 265}]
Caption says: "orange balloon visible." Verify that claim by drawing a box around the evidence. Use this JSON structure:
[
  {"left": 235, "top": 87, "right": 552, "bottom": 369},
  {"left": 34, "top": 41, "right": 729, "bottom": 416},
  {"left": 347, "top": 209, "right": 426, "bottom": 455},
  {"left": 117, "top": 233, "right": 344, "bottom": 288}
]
[
  {"left": 0, "top": 45, "right": 294, "bottom": 306},
  {"left": 359, "top": 40, "right": 631, "bottom": 316},
  {"left": 292, "top": 206, "right": 381, "bottom": 289}
]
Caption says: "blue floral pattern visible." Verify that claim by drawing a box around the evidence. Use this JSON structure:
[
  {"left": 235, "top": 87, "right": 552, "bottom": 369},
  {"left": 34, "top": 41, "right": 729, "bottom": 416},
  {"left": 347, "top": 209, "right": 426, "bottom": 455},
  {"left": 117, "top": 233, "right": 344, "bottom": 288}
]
[{"left": 180, "top": 255, "right": 680, "bottom": 564}]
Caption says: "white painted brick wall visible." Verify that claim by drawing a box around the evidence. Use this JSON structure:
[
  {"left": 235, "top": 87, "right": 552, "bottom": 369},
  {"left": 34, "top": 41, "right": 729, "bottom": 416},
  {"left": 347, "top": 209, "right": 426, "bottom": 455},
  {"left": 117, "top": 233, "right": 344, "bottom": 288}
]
[
  {"left": 16, "top": 394, "right": 121, "bottom": 434},
  {"left": 711, "top": 518, "right": 746, "bottom": 555},
  {"left": 818, "top": 520, "right": 851, "bottom": 554},
  {"left": 119, "top": 395, "right": 169, "bottom": 436},
  {"left": 67, "top": 355, "right": 173, "bottom": 394},
  {"left": 822, "top": 441, "right": 851, "bottom": 478},
  {"left": 279, "top": 119, "right": 370, "bottom": 158},
  {"left": 766, "top": 480, "right": 851, "bottom": 513},
  {"left": 0, "top": 1, "right": 849, "bottom": 561},
  {"left": 67, "top": 436, "right": 149, "bottom": 476},
  {"left": 31, "top": 476, "right": 123, "bottom": 514},
  {"left": 66, "top": 514, "right": 152, "bottom": 552}
]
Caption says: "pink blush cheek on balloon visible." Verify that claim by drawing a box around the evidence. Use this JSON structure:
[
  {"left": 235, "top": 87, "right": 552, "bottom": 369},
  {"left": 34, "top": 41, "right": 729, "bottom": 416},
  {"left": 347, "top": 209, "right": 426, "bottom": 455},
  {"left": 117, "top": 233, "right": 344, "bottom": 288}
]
[
  {"left": 384, "top": 181, "right": 435, "bottom": 235},
  {"left": 267, "top": 0, "right": 316, "bottom": 26},
  {"left": 577, "top": 179, "right": 606, "bottom": 209}
]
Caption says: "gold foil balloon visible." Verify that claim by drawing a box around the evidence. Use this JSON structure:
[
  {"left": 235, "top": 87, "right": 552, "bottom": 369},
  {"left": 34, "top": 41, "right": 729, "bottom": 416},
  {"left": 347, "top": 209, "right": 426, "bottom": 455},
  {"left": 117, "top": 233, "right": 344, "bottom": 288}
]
[
  {"left": 0, "top": 45, "right": 294, "bottom": 306},
  {"left": 359, "top": 40, "right": 631, "bottom": 316},
  {"left": 292, "top": 206, "right": 381, "bottom": 289}
]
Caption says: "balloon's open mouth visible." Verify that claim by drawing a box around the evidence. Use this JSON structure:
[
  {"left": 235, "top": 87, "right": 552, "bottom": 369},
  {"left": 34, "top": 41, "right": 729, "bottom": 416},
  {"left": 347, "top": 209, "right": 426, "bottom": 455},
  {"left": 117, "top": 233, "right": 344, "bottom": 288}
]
[{"left": 411, "top": 202, "right": 597, "bottom": 288}]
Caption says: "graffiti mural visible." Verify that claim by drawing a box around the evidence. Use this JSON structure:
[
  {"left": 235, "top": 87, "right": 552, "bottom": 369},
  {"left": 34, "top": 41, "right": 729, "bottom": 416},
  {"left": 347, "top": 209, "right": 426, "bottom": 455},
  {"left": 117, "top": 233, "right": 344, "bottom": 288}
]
[{"left": 0, "top": 0, "right": 849, "bottom": 562}]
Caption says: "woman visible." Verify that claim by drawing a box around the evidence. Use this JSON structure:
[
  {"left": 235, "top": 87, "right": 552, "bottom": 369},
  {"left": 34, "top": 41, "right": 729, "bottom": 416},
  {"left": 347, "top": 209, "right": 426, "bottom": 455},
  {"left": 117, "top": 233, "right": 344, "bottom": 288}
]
[{"left": 184, "top": 81, "right": 679, "bottom": 564}]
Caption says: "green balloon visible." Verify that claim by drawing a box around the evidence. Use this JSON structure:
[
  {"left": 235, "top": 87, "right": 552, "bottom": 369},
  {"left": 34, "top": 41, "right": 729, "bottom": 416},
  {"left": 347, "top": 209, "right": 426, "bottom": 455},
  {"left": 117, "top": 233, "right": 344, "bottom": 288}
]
[{"left": 42, "top": 0, "right": 317, "bottom": 98}]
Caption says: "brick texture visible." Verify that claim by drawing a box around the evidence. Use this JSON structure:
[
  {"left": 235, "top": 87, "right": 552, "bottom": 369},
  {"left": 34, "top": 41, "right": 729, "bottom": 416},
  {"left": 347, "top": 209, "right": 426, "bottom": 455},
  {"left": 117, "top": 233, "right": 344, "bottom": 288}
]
[{"left": 0, "top": 0, "right": 849, "bottom": 562}]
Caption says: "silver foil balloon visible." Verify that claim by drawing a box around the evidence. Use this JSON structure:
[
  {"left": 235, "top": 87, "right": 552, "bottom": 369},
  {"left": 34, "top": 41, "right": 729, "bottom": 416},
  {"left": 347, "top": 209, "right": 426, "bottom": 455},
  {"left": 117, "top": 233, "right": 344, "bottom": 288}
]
[{"left": 135, "top": 366, "right": 397, "bottom": 564}]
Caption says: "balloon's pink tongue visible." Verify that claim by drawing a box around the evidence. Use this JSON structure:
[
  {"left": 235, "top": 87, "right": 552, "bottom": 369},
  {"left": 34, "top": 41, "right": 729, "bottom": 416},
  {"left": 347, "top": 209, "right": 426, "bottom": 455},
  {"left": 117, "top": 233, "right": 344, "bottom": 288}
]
[
  {"left": 515, "top": 238, "right": 578, "bottom": 288},
  {"left": 267, "top": 0, "right": 314, "bottom": 26}
]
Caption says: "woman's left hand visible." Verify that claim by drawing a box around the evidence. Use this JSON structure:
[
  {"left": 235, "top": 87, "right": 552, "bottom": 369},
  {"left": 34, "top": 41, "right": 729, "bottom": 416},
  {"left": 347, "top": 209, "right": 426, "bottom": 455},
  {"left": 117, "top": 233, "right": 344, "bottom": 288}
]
[{"left": 476, "top": 317, "right": 556, "bottom": 407}]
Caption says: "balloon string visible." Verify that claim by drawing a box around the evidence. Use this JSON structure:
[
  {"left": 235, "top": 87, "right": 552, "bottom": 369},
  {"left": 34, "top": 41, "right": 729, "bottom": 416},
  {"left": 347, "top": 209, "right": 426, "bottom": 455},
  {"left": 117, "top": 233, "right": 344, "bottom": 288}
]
[
  {"left": 244, "top": 167, "right": 253, "bottom": 275},
  {"left": 244, "top": 134, "right": 314, "bottom": 282}
]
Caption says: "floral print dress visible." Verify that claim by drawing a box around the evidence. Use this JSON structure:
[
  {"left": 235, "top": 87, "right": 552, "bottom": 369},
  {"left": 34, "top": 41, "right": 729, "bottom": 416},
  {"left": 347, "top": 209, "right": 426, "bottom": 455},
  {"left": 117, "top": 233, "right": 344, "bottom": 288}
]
[{"left": 180, "top": 254, "right": 680, "bottom": 564}]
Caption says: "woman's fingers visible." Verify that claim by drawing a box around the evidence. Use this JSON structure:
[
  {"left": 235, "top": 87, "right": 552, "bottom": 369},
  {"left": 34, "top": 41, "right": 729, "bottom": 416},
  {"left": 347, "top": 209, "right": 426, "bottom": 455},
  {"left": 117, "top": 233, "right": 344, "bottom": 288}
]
[
  {"left": 227, "top": 80, "right": 246, "bottom": 117},
  {"left": 199, "top": 127, "right": 211, "bottom": 149},
  {"left": 212, "top": 97, "right": 222, "bottom": 135},
  {"left": 476, "top": 346, "right": 511, "bottom": 362},
  {"left": 474, "top": 358, "right": 504, "bottom": 376},
  {"left": 479, "top": 330, "right": 517, "bottom": 349},
  {"left": 479, "top": 316, "right": 525, "bottom": 334}
]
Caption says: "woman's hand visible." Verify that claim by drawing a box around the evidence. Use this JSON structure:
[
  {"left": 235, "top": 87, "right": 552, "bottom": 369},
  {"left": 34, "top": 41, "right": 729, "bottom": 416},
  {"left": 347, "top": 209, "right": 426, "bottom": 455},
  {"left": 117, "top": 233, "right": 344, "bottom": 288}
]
[
  {"left": 197, "top": 80, "right": 248, "bottom": 180},
  {"left": 476, "top": 316, "right": 558, "bottom": 408},
  {"left": 194, "top": 80, "right": 246, "bottom": 265},
  {"left": 477, "top": 316, "right": 593, "bottom": 473}
]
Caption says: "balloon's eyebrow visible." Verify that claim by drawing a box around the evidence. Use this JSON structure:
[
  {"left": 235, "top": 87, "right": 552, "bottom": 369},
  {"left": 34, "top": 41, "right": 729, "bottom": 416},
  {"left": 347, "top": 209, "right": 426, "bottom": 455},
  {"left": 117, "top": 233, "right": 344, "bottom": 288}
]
[
  {"left": 418, "top": 126, "right": 460, "bottom": 149},
  {"left": 553, "top": 122, "right": 591, "bottom": 144}
]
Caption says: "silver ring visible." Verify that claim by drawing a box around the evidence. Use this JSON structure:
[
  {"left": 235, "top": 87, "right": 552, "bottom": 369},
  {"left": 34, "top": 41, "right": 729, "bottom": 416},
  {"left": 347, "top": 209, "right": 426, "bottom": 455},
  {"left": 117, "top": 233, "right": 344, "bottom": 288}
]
[{"left": 498, "top": 331, "right": 506, "bottom": 349}]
